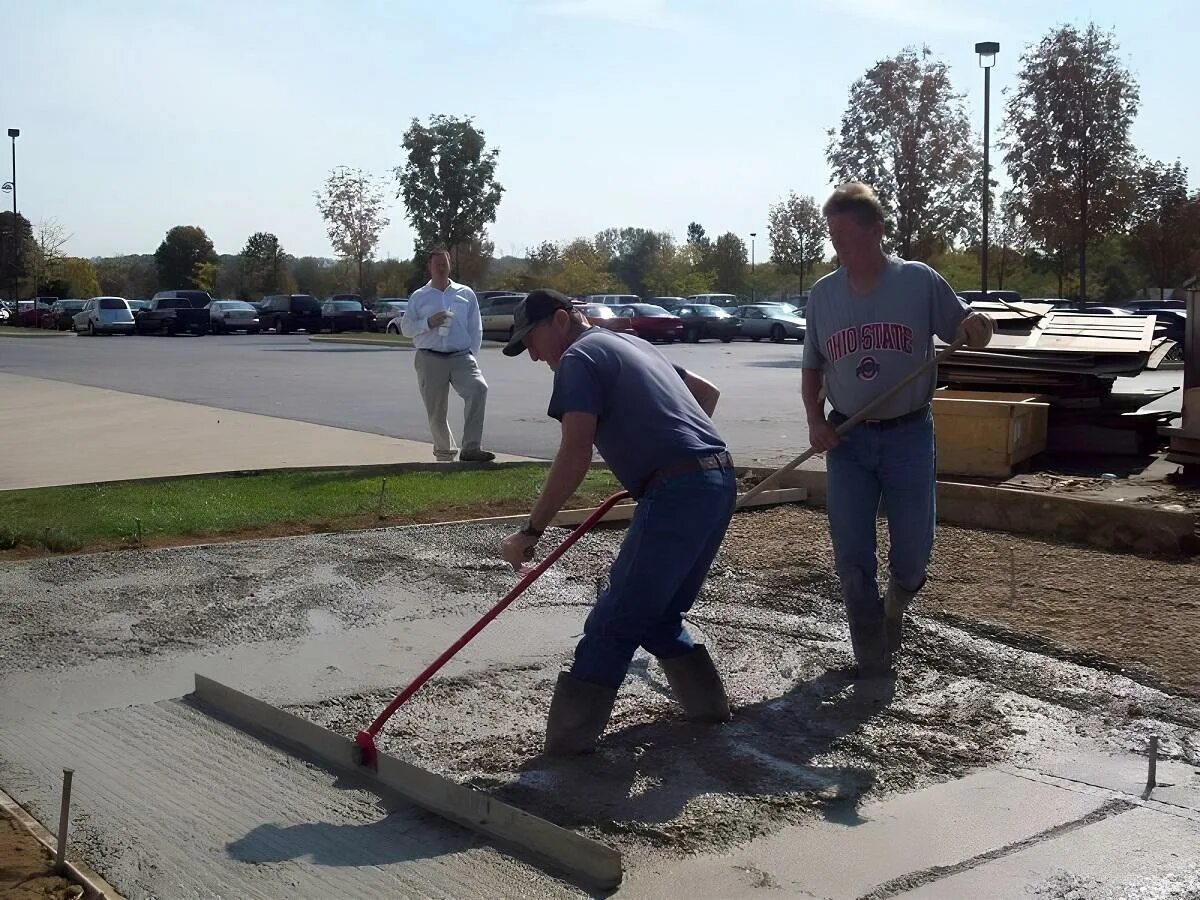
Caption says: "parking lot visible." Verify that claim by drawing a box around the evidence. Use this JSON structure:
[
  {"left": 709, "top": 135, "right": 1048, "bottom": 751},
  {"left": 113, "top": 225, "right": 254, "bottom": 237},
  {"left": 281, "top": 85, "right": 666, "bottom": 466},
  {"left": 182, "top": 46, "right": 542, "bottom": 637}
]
[{"left": 0, "top": 331, "right": 824, "bottom": 465}]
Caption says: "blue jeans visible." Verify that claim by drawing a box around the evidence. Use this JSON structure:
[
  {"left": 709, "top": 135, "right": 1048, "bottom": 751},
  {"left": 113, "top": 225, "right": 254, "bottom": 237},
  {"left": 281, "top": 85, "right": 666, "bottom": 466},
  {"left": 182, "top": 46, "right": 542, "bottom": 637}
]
[
  {"left": 825, "top": 412, "right": 936, "bottom": 668},
  {"left": 570, "top": 466, "right": 737, "bottom": 689}
]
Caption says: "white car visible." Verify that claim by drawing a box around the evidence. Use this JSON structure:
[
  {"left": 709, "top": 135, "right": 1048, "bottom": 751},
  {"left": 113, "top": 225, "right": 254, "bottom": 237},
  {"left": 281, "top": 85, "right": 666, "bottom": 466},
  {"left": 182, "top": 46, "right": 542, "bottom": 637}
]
[
  {"left": 73, "top": 297, "right": 136, "bottom": 335},
  {"left": 207, "top": 300, "right": 261, "bottom": 334}
]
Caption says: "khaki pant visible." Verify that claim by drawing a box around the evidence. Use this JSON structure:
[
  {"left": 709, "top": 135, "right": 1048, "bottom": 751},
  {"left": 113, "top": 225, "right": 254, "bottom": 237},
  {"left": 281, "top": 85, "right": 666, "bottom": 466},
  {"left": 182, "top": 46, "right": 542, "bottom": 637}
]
[{"left": 413, "top": 350, "right": 488, "bottom": 460}]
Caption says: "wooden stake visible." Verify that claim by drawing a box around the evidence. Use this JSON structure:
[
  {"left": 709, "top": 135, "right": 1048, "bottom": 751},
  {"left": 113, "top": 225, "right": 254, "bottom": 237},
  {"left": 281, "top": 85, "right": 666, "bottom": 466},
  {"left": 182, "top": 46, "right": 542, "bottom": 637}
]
[{"left": 55, "top": 768, "right": 73, "bottom": 872}]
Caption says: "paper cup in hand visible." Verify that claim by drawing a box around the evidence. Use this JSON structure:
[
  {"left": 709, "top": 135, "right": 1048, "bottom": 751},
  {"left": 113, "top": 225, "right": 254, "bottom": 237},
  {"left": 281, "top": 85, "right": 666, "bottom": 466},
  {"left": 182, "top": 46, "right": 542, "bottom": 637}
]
[{"left": 438, "top": 309, "right": 455, "bottom": 336}]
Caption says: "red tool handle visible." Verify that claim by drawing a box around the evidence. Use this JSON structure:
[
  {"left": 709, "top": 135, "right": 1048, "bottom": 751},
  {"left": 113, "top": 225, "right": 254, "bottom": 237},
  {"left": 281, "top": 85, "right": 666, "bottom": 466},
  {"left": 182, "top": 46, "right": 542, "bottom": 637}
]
[{"left": 356, "top": 490, "right": 631, "bottom": 765}]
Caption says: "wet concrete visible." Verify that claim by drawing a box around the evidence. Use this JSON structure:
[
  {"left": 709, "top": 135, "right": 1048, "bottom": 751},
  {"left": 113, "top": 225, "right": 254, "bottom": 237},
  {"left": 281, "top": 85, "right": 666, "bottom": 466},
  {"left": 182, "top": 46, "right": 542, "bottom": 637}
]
[{"left": 1, "top": 519, "right": 1198, "bottom": 897}]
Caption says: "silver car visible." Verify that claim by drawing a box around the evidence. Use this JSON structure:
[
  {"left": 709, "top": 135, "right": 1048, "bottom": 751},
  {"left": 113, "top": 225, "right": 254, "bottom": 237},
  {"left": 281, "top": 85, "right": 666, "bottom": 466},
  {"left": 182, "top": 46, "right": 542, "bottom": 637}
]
[
  {"left": 733, "top": 304, "right": 806, "bottom": 342},
  {"left": 73, "top": 296, "right": 136, "bottom": 335},
  {"left": 207, "top": 300, "right": 262, "bottom": 334}
]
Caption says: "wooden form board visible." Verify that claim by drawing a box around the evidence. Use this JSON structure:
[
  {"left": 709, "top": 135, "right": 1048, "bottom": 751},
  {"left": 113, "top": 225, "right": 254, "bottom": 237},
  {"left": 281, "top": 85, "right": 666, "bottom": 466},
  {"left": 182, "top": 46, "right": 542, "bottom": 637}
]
[
  {"left": 190, "top": 676, "right": 623, "bottom": 890},
  {"left": 550, "top": 487, "right": 807, "bottom": 527},
  {"left": 940, "top": 312, "right": 1156, "bottom": 355}
]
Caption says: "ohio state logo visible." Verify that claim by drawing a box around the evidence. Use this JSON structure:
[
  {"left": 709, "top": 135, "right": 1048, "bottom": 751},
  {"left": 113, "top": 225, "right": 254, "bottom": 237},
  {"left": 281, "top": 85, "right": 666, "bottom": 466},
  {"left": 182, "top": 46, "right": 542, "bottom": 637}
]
[{"left": 857, "top": 356, "right": 880, "bottom": 381}]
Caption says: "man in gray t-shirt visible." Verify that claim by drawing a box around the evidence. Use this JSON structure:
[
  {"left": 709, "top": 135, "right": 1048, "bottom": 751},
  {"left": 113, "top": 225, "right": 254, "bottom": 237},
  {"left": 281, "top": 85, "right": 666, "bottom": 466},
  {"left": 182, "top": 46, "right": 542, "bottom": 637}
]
[{"left": 801, "top": 183, "right": 993, "bottom": 678}]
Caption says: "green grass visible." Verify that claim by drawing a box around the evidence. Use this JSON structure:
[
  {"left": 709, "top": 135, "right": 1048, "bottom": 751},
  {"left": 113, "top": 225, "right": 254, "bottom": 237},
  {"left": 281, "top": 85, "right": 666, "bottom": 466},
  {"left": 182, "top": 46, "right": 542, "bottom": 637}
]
[{"left": 0, "top": 466, "right": 622, "bottom": 553}]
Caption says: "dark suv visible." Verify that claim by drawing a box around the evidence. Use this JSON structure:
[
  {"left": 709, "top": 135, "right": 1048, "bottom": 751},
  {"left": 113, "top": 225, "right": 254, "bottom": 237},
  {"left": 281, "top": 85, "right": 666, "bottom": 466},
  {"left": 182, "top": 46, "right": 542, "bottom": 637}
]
[{"left": 258, "top": 294, "right": 323, "bottom": 333}]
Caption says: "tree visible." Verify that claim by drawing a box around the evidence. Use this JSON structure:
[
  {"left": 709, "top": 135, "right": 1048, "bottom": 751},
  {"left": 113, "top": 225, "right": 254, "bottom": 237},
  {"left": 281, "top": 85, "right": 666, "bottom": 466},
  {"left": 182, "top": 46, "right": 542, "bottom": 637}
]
[
  {"left": 238, "top": 232, "right": 290, "bottom": 299},
  {"left": 1003, "top": 23, "right": 1140, "bottom": 300},
  {"left": 595, "top": 227, "right": 669, "bottom": 296},
  {"left": 768, "top": 193, "right": 826, "bottom": 293},
  {"left": 396, "top": 115, "right": 503, "bottom": 266},
  {"left": 62, "top": 258, "right": 100, "bottom": 298},
  {"left": 0, "top": 210, "right": 33, "bottom": 298},
  {"left": 1127, "top": 161, "right": 1200, "bottom": 300},
  {"left": 30, "top": 219, "right": 71, "bottom": 296},
  {"left": 828, "top": 46, "right": 980, "bottom": 260},
  {"left": 373, "top": 258, "right": 418, "bottom": 298},
  {"left": 314, "top": 167, "right": 390, "bottom": 297},
  {"left": 686, "top": 222, "right": 712, "bottom": 264},
  {"left": 95, "top": 255, "right": 157, "bottom": 299},
  {"left": 991, "top": 191, "right": 1029, "bottom": 291},
  {"left": 712, "top": 233, "right": 748, "bottom": 294},
  {"left": 155, "top": 225, "right": 217, "bottom": 289},
  {"left": 192, "top": 260, "right": 217, "bottom": 293}
]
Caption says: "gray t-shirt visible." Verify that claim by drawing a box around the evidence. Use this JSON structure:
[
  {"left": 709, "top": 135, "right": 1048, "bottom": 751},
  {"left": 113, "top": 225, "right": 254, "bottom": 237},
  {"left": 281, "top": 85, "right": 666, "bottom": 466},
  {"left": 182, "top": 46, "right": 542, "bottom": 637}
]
[
  {"left": 548, "top": 327, "right": 726, "bottom": 494},
  {"left": 801, "top": 257, "right": 969, "bottom": 419}
]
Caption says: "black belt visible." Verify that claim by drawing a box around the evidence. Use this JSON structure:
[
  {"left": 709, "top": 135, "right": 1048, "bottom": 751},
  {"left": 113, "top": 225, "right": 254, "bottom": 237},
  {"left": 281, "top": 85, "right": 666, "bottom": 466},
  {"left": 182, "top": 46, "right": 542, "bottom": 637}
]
[
  {"left": 640, "top": 451, "right": 733, "bottom": 496},
  {"left": 420, "top": 348, "right": 468, "bottom": 356},
  {"left": 828, "top": 404, "right": 929, "bottom": 429}
]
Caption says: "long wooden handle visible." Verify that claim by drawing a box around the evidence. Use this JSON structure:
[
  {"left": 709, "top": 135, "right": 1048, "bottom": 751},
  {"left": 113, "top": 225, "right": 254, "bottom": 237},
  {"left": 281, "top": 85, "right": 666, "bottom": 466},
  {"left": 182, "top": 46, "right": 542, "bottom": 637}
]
[{"left": 738, "top": 338, "right": 965, "bottom": 506}]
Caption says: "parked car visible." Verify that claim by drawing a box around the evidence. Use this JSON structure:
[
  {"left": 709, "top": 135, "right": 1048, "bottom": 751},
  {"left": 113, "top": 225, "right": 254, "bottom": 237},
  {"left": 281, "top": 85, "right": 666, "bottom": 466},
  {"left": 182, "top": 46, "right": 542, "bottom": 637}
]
[
  {"left": 16, "top": 298, "right": 56, "bottom": 327},
  {"left": 371, "top": 299, "right": 408, "bottom": 332},
  {"left": 476, "top": 289, "right": 524, "bottom": 304},
  {"left": 207, "top": 300, "right": 261, "bottom": 334},
  {"left": 258, "top": 294, "right": 323, "bottom": 333},
  {"left": 135, "top": 294, "right": 210, "bottom": 335},
  {"left": 480, "top": 293, "right": 528, "bottom": 338},
  {"left": 578, "top": 303, "right": 635, "bottom": 334},
  {"left": 648, "top": 296, "right": 689, "bottom": 310},
  {"left": 733, "top": 304, "right": 806, "bottom": 342},
  {"left": 671, "top": 304, "right": 741, "bottom": 342},
  {"left": 126, "top": 299, "right": 150, "bottom": 312},
  {"left": 686, "top": 293, "right": 739, "bottom": 308},
  {"left": 585, "top": 293, "right": 642, "bottom": 306},
  {"left": 317, "top": 299, "right": 373, "bottom": 333},
  {"left": 74, "top": 296, "right": 136, "bottom": 335},
  {"left": 1121, "top": 298, "right": 1186, "bottom": 312},
  {"left": 613, "top": 304, "right": 685, "bottom": 342},
  {"left": 41, "top": 299, "right": 87, "bottom": 330}
]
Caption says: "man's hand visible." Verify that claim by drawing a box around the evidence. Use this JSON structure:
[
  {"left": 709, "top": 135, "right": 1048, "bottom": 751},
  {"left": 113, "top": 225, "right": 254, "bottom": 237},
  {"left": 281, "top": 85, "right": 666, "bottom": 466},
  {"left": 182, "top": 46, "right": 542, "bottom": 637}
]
[
  {"left": 501, "top": 531, "right": 538, "bottom": 572},
  {"left": 955, "top": 311, "right": 993, "bottom": 348},
  {"left": 428, "top": 310, "right": 449, "bottom": 329},
  {"left": 808, "top": 416, "right": 840, "bottom": 452}
]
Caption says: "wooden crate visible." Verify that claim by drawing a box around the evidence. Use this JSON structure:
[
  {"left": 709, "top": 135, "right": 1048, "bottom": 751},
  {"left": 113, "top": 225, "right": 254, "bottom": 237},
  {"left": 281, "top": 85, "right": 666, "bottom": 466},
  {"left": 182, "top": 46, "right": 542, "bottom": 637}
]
[{"left": 932, "top": 392, "right": 1049, "bottom": 477}]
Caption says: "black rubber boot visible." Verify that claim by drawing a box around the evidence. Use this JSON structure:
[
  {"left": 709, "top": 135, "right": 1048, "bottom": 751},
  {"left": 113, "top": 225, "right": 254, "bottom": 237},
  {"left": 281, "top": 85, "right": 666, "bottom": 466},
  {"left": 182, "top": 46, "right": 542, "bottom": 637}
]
[
  {"left": 543, "top": 672, "right": 618, "bottom": 756},
  {"left": 658, "top": 644, "right": 732, "bottom": 722},
  {"left": 845, "top": 608, "right": 893, "bottom": 679},
  {"left": 884, "top": 576, "right": 920, "bottom": 662}
]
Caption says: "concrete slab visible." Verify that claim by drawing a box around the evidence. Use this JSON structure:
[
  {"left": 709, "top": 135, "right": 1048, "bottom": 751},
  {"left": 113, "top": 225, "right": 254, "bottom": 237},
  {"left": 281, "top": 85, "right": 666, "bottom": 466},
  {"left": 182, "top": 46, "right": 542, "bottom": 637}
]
[
  {"left": 0, "top": 372, "right": 535, "bottom": 489},
  {"left": 902, "top": 806, "right": 1200, "bottom": 899},
  {"left": 621, "top": 770, "right": 1107, "bottom": 900},
  {"left": 0, "top": 700, "right": 583, "bottom": 899}
]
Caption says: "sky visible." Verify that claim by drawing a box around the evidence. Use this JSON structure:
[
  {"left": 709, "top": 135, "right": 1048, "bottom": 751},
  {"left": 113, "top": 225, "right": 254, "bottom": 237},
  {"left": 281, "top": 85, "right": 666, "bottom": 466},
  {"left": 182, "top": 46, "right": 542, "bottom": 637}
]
[{"left": 6, "top": 0, "right": 1198, "bottom": 262}]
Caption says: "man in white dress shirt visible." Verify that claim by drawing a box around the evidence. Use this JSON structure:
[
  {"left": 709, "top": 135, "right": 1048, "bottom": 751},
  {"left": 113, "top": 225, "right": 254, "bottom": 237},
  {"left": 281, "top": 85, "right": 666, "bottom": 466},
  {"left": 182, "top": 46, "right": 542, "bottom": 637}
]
[{"left": 401, "top": 248, "right": 495, "bottom": 462}]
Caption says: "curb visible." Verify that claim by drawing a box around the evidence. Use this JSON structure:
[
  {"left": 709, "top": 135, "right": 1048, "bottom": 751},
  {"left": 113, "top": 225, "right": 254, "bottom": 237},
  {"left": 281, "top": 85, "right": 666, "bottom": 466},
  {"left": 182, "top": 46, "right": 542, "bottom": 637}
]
[
  {"left": 737, "top": 466, "right": 1198, "bottom": 557},
  {"left": 0, "top": 328, "right": 71, "bottom": 338},
  {"left": 0, "top": 786, "right": 125, "bottom": 899},
  {"left": 307, "top": 335, "right": 508, "bottom": 349}
]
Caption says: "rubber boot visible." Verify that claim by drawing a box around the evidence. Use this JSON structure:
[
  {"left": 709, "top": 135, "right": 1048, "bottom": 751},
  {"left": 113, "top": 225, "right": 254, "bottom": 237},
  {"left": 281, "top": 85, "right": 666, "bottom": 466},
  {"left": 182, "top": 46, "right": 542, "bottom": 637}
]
[
  {"left": 658, "top": 644, "right": 732, "bottom": 722},
  {"left": 543, "top": 672, "right": 618, "bottom": 756},
  {"left": 884, "top": 576, "right": 920, "bottom": 662},
  {"left": 845, "top": 604, "right": 893, "bottom": 678}
]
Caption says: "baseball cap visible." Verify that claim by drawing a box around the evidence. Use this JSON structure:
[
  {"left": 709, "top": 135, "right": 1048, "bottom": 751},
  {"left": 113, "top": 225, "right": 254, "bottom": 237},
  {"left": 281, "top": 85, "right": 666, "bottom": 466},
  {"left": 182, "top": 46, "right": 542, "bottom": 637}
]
[{"left": 502, "top": 289, "right": 575, "bottom": 356}]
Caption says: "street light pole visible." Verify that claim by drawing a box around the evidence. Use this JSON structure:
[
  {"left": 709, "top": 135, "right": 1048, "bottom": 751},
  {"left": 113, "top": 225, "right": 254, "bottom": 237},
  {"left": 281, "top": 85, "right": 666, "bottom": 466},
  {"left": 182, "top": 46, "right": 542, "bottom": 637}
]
[
  {"left": 749, "top": 232, "right": 757, "bottom": 302},
  {"left": 4, "top": 129, "right": 17, "bottom": 310},
  {"left": 975, "top": 43, "right": 998, "bottom": 304}
]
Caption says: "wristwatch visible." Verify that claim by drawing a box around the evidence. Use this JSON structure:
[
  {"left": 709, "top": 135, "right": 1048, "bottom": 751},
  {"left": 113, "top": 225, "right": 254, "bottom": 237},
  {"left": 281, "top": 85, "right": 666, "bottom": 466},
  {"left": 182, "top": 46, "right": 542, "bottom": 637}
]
[{"left": 519, "top": 520, "right": 544, "bottom": 539}]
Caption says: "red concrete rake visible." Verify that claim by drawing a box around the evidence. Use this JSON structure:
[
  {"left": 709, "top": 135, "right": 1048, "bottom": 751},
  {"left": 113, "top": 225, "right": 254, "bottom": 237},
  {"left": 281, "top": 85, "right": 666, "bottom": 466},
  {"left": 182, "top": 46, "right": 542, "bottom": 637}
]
[{"left": 354, "top": 489, "right": 631, "bottom": 769}]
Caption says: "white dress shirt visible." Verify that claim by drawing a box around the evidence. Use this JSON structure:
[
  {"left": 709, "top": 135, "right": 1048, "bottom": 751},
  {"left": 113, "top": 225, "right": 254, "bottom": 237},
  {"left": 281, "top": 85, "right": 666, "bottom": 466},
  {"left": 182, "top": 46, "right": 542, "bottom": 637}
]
[{"left": 401, "top": 279, "right": 483, "bottom": 354}]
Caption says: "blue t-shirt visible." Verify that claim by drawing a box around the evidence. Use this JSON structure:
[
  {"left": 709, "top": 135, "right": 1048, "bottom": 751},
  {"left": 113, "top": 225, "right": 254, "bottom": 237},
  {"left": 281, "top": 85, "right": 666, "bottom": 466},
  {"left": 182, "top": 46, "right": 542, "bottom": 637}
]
[{"left": 547, "top": 328, "right": 726, "bottom": 494}]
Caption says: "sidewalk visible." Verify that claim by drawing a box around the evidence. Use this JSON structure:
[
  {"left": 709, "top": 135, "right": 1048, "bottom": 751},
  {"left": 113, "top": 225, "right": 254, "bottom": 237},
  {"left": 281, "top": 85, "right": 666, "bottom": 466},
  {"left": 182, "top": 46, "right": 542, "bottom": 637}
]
[{"left": 0, "top": 373, "right": 536, "bottom": 491}]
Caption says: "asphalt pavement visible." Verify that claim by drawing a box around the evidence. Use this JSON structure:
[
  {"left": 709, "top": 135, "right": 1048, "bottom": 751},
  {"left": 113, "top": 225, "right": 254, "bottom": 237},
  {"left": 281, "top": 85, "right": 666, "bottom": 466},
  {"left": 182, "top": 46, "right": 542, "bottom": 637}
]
[{"left": 0, "top": 331, "right": 820, "bottom": 466}]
